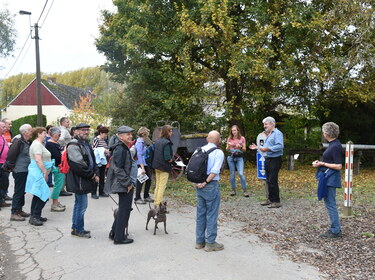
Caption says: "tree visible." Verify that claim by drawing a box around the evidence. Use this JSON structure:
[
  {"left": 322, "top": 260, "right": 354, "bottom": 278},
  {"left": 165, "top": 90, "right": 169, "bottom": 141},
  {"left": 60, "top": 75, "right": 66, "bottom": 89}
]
[
  {"left": 0, "top": 8, "right": 16, "bottom": 58},
  {"left": 96, "top": 0, "right": 374, "bottom": 136},
  {"left": 69, "top": 94, "right": 112, "bottom": 128}
]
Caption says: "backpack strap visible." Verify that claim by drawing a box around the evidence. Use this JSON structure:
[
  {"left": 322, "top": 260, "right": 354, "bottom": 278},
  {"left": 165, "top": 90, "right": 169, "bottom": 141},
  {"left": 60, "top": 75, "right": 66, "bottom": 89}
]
[{"left": 205, "top": 147, "right": 217, "bottom": 154}]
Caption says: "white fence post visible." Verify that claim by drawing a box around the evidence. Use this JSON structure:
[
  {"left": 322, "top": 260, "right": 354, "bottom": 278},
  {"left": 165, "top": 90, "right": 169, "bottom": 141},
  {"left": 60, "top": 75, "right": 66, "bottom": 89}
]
[{"left": 344, "top": 141, "right": 354, "bottom": 216}]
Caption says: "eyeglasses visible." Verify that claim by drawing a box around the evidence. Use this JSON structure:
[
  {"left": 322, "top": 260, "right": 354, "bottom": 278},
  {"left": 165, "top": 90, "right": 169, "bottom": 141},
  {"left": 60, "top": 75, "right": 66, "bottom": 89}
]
[{"left": 80, "top": 128, "right": 90, "bottom": 132}]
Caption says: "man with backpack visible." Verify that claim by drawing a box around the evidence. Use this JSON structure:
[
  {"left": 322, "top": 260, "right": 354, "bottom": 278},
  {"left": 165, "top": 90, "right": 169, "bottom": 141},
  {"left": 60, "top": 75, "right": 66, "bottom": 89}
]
[
  {"left": 190, "top": 130, "right": 225, "bottom": 252},
  {"left": 66, "top": 123, "right": 99, "bottom": 238}
]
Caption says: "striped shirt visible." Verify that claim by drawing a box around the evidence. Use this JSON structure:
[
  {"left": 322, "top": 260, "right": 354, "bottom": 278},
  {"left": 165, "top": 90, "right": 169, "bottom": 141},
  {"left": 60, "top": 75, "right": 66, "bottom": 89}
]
[{"left": 92, "top": 136, "right": 108, "bottom": 149}]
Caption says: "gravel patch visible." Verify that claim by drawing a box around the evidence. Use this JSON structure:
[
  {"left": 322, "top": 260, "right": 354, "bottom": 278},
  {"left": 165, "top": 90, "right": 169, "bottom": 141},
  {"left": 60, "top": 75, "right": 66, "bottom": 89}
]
[{"left": 219, "top": 196, "right": 375, "bottom": 280}]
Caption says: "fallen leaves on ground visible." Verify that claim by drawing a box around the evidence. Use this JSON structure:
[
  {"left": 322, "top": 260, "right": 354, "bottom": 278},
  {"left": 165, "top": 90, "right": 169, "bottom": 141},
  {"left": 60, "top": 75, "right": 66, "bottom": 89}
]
[{"left": 167, "top": 164, "right": 375, "bottom": 280}]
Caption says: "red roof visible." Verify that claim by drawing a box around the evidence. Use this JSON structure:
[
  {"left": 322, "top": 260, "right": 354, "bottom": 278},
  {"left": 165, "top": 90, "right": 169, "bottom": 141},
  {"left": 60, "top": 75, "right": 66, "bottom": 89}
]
[{"left": 10, "top": 79, "right": 63, "bottom": 106}]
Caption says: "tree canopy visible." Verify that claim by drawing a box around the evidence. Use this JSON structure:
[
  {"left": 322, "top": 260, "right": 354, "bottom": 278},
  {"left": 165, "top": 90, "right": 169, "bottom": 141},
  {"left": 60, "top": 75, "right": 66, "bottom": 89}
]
[
  {"left": 96, "top": 0, "right": 374, "bottom": 139},
  {"left": 0, "top": 8, "right": 16, "bottom": 58}
]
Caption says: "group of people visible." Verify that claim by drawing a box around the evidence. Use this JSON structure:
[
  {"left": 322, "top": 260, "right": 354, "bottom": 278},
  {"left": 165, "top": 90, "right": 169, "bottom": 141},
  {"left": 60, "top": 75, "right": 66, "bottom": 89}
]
[{"left": 0, "top": 115, "right": 343, "bottom": 251}]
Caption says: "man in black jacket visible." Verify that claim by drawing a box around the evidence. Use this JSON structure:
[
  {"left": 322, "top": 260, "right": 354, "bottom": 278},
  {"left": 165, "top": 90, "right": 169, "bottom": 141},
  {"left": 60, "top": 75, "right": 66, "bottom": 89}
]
[
  {"left": 66, "top": 123, "right": 99, "bottom": 238},
  {"left": 6, "top": 124, "right": 32, "bottom": 221},
  {"left": 105, "top": 126, "right": 137, "bottom": 245}
]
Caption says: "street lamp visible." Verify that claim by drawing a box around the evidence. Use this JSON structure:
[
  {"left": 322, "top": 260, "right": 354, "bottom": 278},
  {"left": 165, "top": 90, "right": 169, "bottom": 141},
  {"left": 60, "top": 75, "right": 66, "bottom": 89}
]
[{"left": 19, "top": 10, "right": 43, "bottom": 126}]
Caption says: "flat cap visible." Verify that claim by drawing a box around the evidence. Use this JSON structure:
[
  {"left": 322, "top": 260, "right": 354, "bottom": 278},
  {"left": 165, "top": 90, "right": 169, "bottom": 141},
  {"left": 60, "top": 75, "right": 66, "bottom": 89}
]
[
  {"left": 76, "top": 123, "right": 90, "bottom": 129},
  {"left": 118, "top": 125, "right": 134, "bottom": 134}
]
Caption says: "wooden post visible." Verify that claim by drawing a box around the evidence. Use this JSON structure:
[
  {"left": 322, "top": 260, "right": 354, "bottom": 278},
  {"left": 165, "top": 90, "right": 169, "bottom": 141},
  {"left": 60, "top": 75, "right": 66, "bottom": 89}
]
[
  {"left": 287, "top": 155, "right": 294, "bottom": 170},
  {"left": 353, "top": 150, "right": 362, "bottom": 176}
]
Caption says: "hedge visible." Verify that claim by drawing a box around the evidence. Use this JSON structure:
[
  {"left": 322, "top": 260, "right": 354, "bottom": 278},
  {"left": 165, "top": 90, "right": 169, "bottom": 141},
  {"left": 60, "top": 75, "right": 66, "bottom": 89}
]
[{"left": 11, "top": 114, "right": 47, "bottom": 135}]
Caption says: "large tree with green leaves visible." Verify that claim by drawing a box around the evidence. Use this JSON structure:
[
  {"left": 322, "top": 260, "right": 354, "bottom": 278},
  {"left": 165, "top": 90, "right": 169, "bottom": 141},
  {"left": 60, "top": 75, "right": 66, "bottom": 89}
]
[{"left": 96, "top": 0, "right": 373, "bottom": 134}]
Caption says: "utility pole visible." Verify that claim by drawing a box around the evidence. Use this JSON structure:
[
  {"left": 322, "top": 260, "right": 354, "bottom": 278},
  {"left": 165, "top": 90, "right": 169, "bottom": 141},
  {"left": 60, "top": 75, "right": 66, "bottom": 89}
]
[
  {"left": 34, "top": 23, "right": 43, "bottom": 126},
  {"left": 20, "top": 10, "right": 43, "bottom": 126}
]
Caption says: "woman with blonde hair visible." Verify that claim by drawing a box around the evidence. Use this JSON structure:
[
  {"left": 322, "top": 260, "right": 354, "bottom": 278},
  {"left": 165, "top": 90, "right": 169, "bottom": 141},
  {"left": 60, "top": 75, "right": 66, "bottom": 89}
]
[
  {"left": 134, "top": 127, "right": 153, "bottom": 204},
  {"left": 226, "top": 125, "right": 248, "bottom": 197},
  {"left": 152, "top": 125, "right": 173, "bottom": 207}
]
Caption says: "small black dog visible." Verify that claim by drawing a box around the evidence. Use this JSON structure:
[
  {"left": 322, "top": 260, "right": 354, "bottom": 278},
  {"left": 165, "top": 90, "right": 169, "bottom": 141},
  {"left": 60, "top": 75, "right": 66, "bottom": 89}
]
[{"left": 146, "top": 202, "right": 168, "bottom": 235}]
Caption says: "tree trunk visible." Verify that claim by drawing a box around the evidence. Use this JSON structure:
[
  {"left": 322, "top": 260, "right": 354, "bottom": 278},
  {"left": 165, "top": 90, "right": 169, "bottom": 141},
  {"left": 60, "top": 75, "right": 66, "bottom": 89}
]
[{"left": 225, "top": 77, "right": 244, "bottom": 134}]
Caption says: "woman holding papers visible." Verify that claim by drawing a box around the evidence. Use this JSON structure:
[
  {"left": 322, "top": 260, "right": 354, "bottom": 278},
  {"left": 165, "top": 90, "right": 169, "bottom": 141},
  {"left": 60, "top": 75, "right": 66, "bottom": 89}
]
[{"left": 134, "top": 127, "right": 153, "bottom": 204}]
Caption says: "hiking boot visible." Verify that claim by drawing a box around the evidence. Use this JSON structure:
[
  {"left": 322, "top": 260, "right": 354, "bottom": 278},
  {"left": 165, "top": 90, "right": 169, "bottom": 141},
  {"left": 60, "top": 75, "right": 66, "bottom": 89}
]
[
  {"left": 39, "top": 217, "right": 48, "bottom": 222},
  {"left": 195, "top": 242, "right": 205, "bottom": 249},
  {"left": 0, "top": 201, "right": 11, "bottom": 207},
  {"left": 71, "top": 230, "right": 91, "bottom": 238},
  {"left": 260, "top": 199, "right": 272, "bottom": 206},
  {"left": 204, "top": 242, "right": 224, "bottom": 252},
  {"left": 19, "top": 210, "right": 31, "bottom": 217},
  {"left": 51, "top": 204, "right": 66, "bottom": 212},
  {"left": 144, "top": 197, "right": 154, "bottom": 203},
  {"left": 5, "top": 195, "right": 12, "bottom": 201},
  {"left": 10, "top": 213, "right": 26, "bottom": 221},
  {"left": 230, "top": 190, "right": 236, "bottom": 196},
  {"left": 91, "top": 194, "right": 99, "bottom": 199},
  {"left": 135, "top": 199, "right": 146, "bottom": 204},
  {"left": 29, "top": 217, "right": 43, "bottom": 226},
  {"left": 268, "top": 202, "right": 282, "bottom": 208},
  {"left": 319, "top": 230, "right": 342, "bottom": 239},
  {"left": 243, "top": 191, "right": 249, "bottom": 197}
]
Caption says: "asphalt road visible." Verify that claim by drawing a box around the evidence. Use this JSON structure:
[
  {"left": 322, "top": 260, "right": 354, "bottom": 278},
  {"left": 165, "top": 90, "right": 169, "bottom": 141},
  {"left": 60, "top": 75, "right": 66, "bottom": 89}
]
[{"left": 0, "top": 177, "right": 323, "bottom": 280}]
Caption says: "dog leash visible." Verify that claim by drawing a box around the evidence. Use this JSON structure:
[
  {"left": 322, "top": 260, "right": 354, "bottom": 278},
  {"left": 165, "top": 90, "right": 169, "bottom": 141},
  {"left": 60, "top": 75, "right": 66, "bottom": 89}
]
[
  {"left": 108, "top": 193, "right": 146, "bottom": 217},
  {"left": 108, "top": 194, "right": 118, "bottom": 206}
]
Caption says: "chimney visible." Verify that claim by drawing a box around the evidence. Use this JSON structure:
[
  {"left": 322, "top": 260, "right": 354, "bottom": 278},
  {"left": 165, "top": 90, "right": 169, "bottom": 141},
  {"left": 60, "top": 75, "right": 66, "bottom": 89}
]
[{"left": 47, "top": 77, "right": 56, "bottom": 84}]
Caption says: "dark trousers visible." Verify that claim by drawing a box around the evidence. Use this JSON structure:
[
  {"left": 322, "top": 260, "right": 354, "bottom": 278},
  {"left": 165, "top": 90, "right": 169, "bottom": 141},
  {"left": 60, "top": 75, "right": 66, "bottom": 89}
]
[
  {"left": 11, "top": 172, "right": 28, "bottom": 214},
  {"left": 30, "top": 195, "right": 47, "bottom": 219},
  {"left": 92, "top": 166, "right": 106, "bottom": 195},
  {"left": 111, "top": 188, "right": 134, "bottom": 241},
  {"left": 0, "top": 170, "right": 10, "bottom": 201},
  {"left": 135, "top": 165, "right": 152, "bottom": 200},
  {"left": 265, "top": 156, "right": 282, "bottom": 203}
]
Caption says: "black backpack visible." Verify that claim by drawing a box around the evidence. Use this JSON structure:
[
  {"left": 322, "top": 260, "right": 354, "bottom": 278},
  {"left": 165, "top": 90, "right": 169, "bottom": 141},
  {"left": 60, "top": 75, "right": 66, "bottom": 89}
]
[
  {"left": 144, "top": 143, "right": 155, "bottom": 168},
  {"left": 186, "top": 147, "right": 217, "bottom": 183}
]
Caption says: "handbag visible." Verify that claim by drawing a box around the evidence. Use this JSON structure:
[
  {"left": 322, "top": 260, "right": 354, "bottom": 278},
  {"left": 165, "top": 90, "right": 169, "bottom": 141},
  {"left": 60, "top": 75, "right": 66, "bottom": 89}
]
[
  {"left": 231, "top": 151, "right": 243, "bottom": 158},
  {"left": 0, "top": 139, "right": 6, "bottom": 177}
]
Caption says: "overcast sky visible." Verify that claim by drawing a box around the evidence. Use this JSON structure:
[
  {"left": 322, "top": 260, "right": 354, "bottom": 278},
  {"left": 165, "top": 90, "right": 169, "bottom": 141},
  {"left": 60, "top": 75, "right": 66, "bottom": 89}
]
[{"left": 0, "top": 0, "right": 115, "bottom": 80}]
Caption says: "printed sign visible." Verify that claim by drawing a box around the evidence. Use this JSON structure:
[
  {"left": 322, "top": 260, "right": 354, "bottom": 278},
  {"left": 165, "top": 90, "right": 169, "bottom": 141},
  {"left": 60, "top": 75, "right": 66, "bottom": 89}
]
[{"left": 257, "top": 152, "right": 266, "bottom": 180}]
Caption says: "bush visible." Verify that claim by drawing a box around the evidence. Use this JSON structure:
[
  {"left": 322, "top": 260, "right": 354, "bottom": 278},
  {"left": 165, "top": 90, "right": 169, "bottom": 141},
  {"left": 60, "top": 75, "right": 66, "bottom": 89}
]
[{"left": 11, "top": 114, "right": 47, "bottom": 135}]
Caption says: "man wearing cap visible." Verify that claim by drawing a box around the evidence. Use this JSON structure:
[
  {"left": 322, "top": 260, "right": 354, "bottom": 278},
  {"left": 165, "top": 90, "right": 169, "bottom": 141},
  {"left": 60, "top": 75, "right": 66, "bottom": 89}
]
[
  {"left": 66, "top": 123, "right": 99, "bottom": 238},
  {"left": 105, "top": 126, "right": 137, "bottom": 244}
]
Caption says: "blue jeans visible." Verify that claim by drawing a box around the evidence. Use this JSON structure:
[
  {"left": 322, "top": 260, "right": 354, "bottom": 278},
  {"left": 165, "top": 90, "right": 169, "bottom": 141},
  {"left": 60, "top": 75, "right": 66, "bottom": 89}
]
[
  {"left": 196, "top": 181, "right": 220, "bottom": 244},
  {"left": 227, "top": 156, "right": 247, "bottom": 191},
  {"left": 72, "top": 193, "right": 88, "bottom": 233},
  {"left": 324, "top": 186, "right": 341, "bottom": 234}
]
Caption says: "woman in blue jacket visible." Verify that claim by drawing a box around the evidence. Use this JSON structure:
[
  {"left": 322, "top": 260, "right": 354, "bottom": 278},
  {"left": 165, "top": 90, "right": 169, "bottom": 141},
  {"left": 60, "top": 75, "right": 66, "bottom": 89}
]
[{"left": 312, "top": 122, "right": 342, "bottom": 238}]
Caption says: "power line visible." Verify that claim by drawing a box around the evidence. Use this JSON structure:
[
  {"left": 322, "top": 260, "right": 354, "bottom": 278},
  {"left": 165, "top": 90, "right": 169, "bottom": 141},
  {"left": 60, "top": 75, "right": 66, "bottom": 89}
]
[
  {"left": 2, "top": 31, "right": 33, "bottom": 80},
  {"left": 37, "top": 0, "right": 49, "bottom": 25},
  {"left": 40, "top": 0, "right": 55, "bottom": 28},
  {"left": 14, "top": 38, "right": 33, "bottom": 74}
]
